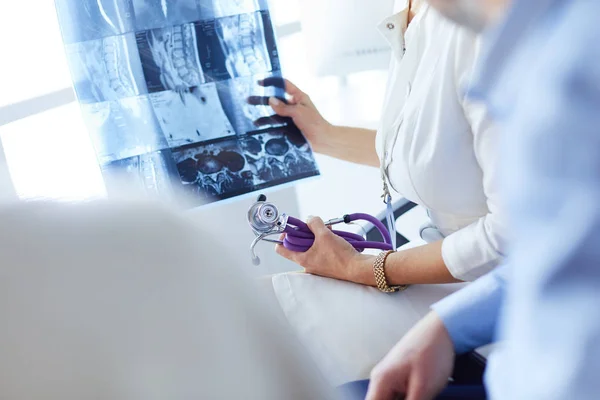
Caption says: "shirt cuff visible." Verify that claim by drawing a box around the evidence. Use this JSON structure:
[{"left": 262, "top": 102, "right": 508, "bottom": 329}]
[
  {"left": 442, "top": 217, "right": 504, "bottom": 281},
  {"left": 431, "top": 267, "right": 506, "bottom": 354}
]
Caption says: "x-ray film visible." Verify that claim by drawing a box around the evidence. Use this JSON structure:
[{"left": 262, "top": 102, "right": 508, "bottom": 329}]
[
  {"left": 198, "top": 0, "right": 269, "bottom": 20},
  {"left": 65, "top": 34, "right": 148, "bottom": 103},
  {"left": 136, "top": 23, "right": 205, "bottom": 93},
  {"left": 132, "top": 0, "right": 200, "bottom": 31},
  {"left": 81, "top": 96, "right": 167, "bottom": 164},
  {"left": 56, "top": 0, "right": 319, "bottom": 206},
  {"left": 173, "top": 125, "right": 318, "bottom": 205},
  {"left": 55, "top": 0, "right": 136, "bottom": 44}
]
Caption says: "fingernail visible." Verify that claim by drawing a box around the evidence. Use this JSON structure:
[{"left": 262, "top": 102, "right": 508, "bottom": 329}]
[{"left": 269, "top": 97, "right": 281, "bottom": 106}]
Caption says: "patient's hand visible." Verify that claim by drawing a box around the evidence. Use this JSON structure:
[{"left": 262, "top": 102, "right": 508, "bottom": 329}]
[
  {"left": 367, "top": 312, "right": 455, "bottom": 400},
  {"left": 275, "top": 216, "right": 370, "bottom": 283}
]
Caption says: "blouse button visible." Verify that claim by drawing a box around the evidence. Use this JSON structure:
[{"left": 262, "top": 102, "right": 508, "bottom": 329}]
[{"left": 386, "top": 23, "right": 395, "bottom": 30}]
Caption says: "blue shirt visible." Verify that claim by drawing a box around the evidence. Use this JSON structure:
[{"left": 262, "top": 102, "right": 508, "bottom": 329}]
[{"left": 431, "top": 1, "right": 600, "bottom": 399}]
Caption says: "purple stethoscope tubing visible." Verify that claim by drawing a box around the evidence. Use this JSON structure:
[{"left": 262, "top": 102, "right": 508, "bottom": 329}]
[{"left": 282, "top": 214, "right": 394, "bottom": 253}]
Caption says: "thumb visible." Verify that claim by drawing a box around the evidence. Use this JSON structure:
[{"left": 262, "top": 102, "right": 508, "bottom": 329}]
[
  {"left": 269, "top": 97, "right": 297, "bottom": 117},
  {"left": 306, "top": 216, "right": 329, "bottom": 237}
]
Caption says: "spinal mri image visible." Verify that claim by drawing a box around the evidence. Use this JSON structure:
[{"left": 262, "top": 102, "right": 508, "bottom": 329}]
[
  {"left": 150, "top": 84, "right": 235, "bottom": 147},
  {"left": 173, "top": 138, "right": 255, "bottom": 203},
  {"left": 132, "top": 0, "right": 200, "bottom": 31},
  {"left": 196, "top": 11, "right": 278, "bottom": 82},
  {"left": 173, "top": 126, "right": 319, "bottom": 204},
  {"left": 65, "top": 34, "right": 148, "bottom": 104},
  {"left": 198, "top": 0, "right": 269, "bottom": 20},
  {"left": 136, "top": 23, "right": 205, "bottom": 93},
  {"left": 81, "top": 96, "right": 168, "bottom": 164},
  {"left": 102, "top": 149, "right": 182, "bottom": 198},
  {"left": 55, "top": 0, "right": 136, "bottom": 44},
  {"left": 215, "top": 73, "right": 286, "bottom": 136},
  {"left": 241, "top": 128, "right": 319, "bottom": 184},
  {"left": 57, "top": 0, "right": 319, "bottom": 206}
]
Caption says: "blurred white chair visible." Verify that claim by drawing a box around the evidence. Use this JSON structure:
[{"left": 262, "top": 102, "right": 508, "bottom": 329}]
[{"left": 0, "top": 199, "right": 334, "bottom": 399}]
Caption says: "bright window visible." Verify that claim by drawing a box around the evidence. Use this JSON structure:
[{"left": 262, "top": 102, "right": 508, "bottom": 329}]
[
  {"left": 0, "top": 103, "right": 105, "bottom": 201},
  {"left": 0, "top": 1, "right": 73, "bottom": 108}
]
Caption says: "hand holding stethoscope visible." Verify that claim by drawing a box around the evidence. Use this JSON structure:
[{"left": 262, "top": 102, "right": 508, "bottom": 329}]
[{"left": 248, "top": 194, "right": 394, "bottom": 265}]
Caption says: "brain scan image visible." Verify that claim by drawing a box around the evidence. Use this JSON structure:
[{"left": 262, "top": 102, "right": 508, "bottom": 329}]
[
  {"left": 81, "top": 96, "right": 168, "bottom": 164},
  {"left": 150, "top": 84, "right": 235, "bottom": 147},
  {"left": 55, "top": 0, "right": 136, "bottom": 43},
  {"left": 66, "top": 34, "right": 148, "bottom": 104},
  {"left": 137, "top": 23, "right": 204, "bottom": 93}
]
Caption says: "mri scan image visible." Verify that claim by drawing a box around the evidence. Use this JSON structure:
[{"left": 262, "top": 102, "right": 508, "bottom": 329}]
[
  {"left": 197, "top": 0, "right": 269, "bottom": 20},
  {"left": 241, "top": 127, "right": 319, "bottom": 185},
  {"left": 137, "top": 23, "right": 204, "bottom": 93},
  {"left": 57, "top": 0, "right": 319, "bottom": 207},
  {"left": 173, "top": 126, "right": 319, "bottom": 205},
  {"left": 102, "top": 149, "right": 182, "bottom": 197},
  {"left": 150, "top": 83, "right": 235, "bottom": 147},
  {"left": 66, "top": 34, "right": 148, "bottom": 104},
  {"left": 81, "top": 96, "right": 168, "bottom": 164},
  {"left": 55, "top": 0, "right": 136, "bottom": 44},
  {"left": 173, "top": 139, "right": 255, "bottom": 203},
  {"left": 215, "top": 73, "right": 286, "bottom": 136},
  {"left": 132, "top": 0, "right": 200, "bottom": 31},
  {"left": 196, "top": 11, "right": 278, "bottom": 82}
]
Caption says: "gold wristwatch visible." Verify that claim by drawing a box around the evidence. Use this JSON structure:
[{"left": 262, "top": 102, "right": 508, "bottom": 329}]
[{"left": 373, "top": 250, "right": 409, "bottom": 293}]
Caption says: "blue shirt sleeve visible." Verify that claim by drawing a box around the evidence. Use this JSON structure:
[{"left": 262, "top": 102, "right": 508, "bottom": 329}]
[
  {"left": 431, "top": 266, "right": 507, "bottom": 354},
  {"left": 465, "top": 2, "right": 600, "bottom": 399}
]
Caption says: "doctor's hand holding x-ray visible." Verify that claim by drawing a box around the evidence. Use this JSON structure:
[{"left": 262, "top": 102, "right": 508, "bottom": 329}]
[{"left": 257, "top": 78, "right": 463, "bottom": 287}]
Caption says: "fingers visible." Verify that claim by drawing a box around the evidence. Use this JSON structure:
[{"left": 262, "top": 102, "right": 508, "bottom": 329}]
[
  {"left": 258, "top": 78, "right": 304, "bottom": 99},
  {"left": 306, "top": 216, "right": 330, "bottom": 237},
  {"left": 253, "top": 115, "right": 292, "bottom": 128},
  {"left": 275, "top": 233, "right": 297, "bottom": 261},
  {"left": 365, "top": 373, "right": 403, "bottom": 400},
  {"left": 258, "top": 76, "right": 286, "bottom": 90},
  {"left": 405, "top": 374, "right": 428, "bottom": 400},
  {"left": 282, "top": 79, "right": 304, "bottom": 98},
  {"left": 246, "top": 95, "right": 288, "bottom": 106},
  {"left": 268, "top": 97, "right": 299, "bottom": 118}
]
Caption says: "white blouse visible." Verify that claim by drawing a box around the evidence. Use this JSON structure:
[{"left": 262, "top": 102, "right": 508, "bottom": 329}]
[
  {"left": 376, "top": 2, "right": 506, "bottom": 281},
  {"left": 267, "top": 3, "right": 508, "bottom": 386}
]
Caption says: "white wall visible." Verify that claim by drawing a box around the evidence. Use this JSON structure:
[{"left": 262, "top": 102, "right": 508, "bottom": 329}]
[{"left": 0, "top": 139, "right": 17, "bottom": 202}]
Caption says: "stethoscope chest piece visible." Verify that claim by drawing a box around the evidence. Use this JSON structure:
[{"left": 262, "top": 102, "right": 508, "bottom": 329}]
[
  {"left": 248, "top": 194, "right": 288, "bottom": 266},
  {"left": 247, "top": 194, "right": 394, "bottom": 266}
]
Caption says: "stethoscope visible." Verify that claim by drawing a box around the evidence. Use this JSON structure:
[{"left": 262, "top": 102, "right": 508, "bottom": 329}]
[{"left": 248, "top": 194, "right": 394, "bottom": 265}]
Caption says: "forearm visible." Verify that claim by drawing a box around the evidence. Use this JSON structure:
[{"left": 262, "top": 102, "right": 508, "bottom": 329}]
[
  {"left": 314, "top": 125, "right": 380, "bottom": 167},
  {"left": 347, "top": 240, "right": 461, "bottom": 287},
  {"left": 432, "top": 266, "right": 508, "bottom": 354}
]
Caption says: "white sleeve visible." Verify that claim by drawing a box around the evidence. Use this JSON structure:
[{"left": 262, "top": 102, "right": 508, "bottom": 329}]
[{"left": 441, "top": 30, "right": 508, "bottom": 281}]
